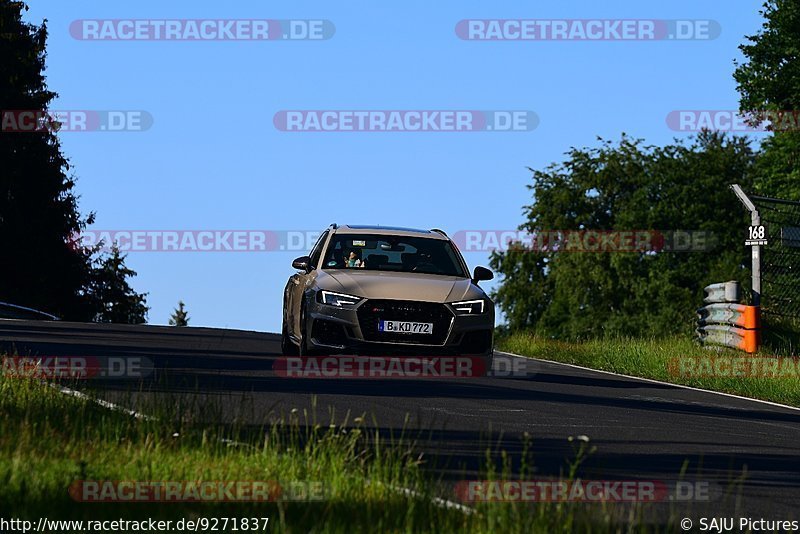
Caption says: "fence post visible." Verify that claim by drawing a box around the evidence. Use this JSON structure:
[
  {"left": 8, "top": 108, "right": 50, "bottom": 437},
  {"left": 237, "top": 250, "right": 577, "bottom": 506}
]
[{"left": 731, "top": 184, "right": 761, "bottom": 306}]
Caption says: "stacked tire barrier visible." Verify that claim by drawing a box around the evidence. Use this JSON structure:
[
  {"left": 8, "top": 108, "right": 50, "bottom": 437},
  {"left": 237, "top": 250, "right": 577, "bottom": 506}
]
[{"left": 697, "top": 281, "right": 760, "bottom": 353}]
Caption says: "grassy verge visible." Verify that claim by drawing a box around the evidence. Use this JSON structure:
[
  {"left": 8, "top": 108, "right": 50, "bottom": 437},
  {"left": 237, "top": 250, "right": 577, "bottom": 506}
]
[
  {"left": 498, "top": 333, "right": 800, "bottom": 407},
  {"left": 0, "top": 371, "right": 697, "bottom": 532}
]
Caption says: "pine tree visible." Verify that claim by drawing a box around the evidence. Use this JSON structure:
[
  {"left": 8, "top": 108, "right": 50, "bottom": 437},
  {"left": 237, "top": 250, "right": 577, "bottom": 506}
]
[
  {"left": 169, "top": 301, "right": 189, "bottom": 327},
  {"left": 84, "top": 245, "right": 148, "bottom": 324},
  {"left": 0, "top": 1, "right": 94, "bottom": 318},
  {"left": 1, "top": 1, "right": 150, "bottom": 323}
]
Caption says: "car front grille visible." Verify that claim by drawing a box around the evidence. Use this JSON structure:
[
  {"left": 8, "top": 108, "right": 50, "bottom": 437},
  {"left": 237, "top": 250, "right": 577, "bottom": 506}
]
[{"left": 356, "top": 299, "right": 453, "bottom": 345}]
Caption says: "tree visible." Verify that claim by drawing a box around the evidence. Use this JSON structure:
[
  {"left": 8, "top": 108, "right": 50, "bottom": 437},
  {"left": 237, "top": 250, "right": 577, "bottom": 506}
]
[
  {"left": 493, "top": 0, "right": 799, "bottom": 338},
  {"left": 490, "top": 133, "right": 754, "bottom": 339},
  {"left": 751, "top": 133, "right": 800, "bottom": 199},
  {"left": 734, "top": 0, "right": 800, "bottom": 118},
  {"left": 169, "top": 301, "right": 190, "bottom": 327},
  {"left": 0, "top": 0, "right": 94, "bottom": 318},
  {"left": 734, "top": 0, "right": 800, "bottom": 199},
  {"left": 0, "top": 1, "right": 149, "bottom": 323},
  {"left": 83, "top": 245, "right": 148, "bottom": 324}
]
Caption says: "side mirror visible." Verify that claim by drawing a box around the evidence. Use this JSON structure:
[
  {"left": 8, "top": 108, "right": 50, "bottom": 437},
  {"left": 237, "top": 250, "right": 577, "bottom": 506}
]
[
  {"left": 472, "top": 266, "right": 494, "bottom": 284},
  {"left": 292, "top": 256, "right": 312, "bottom": 272}
]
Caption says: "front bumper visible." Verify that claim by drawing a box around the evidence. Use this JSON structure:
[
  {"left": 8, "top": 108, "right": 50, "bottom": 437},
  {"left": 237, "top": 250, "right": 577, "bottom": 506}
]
[{"left": 305, "top": 297, "right": 494, "bottom": 357}]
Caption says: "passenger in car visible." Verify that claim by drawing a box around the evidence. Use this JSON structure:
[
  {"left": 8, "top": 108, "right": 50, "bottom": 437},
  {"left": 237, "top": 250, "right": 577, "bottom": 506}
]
[{"left": 347, "top": 250, "right": 364, "bottom": 268}]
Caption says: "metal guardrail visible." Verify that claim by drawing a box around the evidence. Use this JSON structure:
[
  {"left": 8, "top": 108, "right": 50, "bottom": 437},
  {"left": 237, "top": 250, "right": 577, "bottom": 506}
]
[
  {"left": 696, "top": 281, "right": 760, "bottom": 353},
  {"left": 697, "top": 303, "right": 759, "bottom": 329},
  {"left": 702, "top": 281, "right": 741, "bottom": 304},
  {"left": 0, "top": 302, "right": 59, "bottom": 321}
]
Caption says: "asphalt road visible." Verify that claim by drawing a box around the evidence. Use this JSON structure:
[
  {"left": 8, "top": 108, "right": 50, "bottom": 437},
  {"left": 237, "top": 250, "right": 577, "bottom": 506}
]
[{"left": 2, "top": 319, "right": 800, "bottom": 520}]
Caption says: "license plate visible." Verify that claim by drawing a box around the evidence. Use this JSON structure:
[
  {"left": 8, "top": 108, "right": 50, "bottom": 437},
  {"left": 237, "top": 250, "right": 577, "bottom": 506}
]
[{"left": 378, "top": 320, "right": 433, "bottom": 334}]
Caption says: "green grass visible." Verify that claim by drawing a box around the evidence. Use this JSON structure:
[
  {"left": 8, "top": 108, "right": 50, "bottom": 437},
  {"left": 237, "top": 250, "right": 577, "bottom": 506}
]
[
  {"left": 498, "top": 333, "right": 800, "bottom": 407},
  {"left": 0, "top": 370, "right": 704, "bottom": 532}
]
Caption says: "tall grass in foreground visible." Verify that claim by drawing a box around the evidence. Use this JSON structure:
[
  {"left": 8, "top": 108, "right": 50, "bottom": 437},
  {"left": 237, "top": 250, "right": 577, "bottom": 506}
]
[
  {"left": 0, "top": 372, "right": 700, "bottom": 533},
  {"left": 498, "top": 334, "right": 800, "bottom": 407}
]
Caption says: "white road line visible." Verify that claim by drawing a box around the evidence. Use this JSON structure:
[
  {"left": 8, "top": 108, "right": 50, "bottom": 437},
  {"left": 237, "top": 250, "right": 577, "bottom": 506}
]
[
  {"left": 51, "top": 382, "right": 472, "bottom": 515},
  {"left": 496, "top": 350, "right": 800, "bottom": 414},
  {"left": 50, "top": 382, "right": 155, "bottom": 420},
  {"left": 370, "top": 482, "right": 475, "bottom": 515}
]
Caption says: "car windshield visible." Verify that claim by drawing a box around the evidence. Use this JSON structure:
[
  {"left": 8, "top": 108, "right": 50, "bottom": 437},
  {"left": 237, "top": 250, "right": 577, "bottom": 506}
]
[{"left": 322, "top": 234, "right": 467, "bottom": 277}]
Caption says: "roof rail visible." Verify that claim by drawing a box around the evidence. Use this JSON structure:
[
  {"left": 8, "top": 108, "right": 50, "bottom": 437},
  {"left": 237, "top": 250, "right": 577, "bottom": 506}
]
[
  {"left": 328, "top": 223, "right": 338, "bottom": 229},
  {"left": 430, "top": 228, "right": 448, "bottom": 237}
]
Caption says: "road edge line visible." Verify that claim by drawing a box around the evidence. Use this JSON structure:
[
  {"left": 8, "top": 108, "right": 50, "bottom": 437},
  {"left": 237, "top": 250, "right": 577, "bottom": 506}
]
[
  {"left": 50, "top": 384, "right": 473, "bottom": 515},
  {"left": 368, "top": 482, "right": 474, "bottom": 515},
  {"left": 50, "top": 382, "right": 155, "bottom": 420},
  {"left": 495, "top": 350, "right": 800, "bottom": 413}
]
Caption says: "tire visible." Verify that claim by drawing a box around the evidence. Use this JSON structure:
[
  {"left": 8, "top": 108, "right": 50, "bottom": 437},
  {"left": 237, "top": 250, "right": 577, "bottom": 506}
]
[{"left": 485, "top": 350, "right": 495, "bottom": 376}]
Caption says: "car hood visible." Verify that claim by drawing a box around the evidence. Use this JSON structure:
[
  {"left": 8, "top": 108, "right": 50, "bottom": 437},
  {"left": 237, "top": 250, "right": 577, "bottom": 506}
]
[{"left": 318, "top": 269, "right": 480, "bottom": 303}]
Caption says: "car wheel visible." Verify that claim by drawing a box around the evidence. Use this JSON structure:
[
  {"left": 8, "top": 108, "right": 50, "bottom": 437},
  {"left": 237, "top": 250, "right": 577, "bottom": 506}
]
[{"left": 485, "top": 350, "right": 495, "bottom": 376}]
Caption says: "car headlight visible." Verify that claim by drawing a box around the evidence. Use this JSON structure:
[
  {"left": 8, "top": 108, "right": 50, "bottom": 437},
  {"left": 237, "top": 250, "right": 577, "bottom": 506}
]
[
  {"left": 318, "top": 290, "right": 361, "bottom": 307},
  {"left": 451, "top": 299, "right": 485, "bottom": 315}
]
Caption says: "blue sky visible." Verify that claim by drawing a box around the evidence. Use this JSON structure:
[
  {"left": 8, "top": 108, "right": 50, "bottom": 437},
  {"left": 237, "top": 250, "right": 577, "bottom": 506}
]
[{"left": 26, "top": 0, "right": 764, "bottom": 331}]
